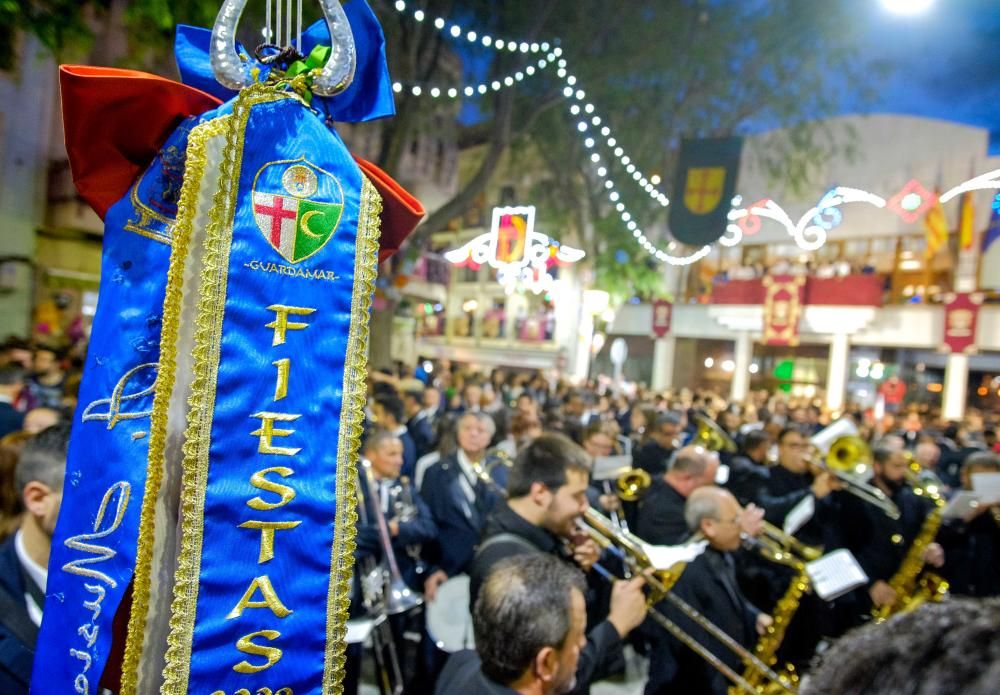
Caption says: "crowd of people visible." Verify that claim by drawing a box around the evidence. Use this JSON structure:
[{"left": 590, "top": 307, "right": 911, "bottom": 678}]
[
  {"left": 0, "top": 336, "right": 998, "bottom": 694},
  {"left": 348, "top": 360, "right": 999, "bottom": 694}
]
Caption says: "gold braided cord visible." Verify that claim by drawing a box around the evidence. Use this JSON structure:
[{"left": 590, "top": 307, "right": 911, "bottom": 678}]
[
  {"left": 120, "top": 114, "right": 230, "bottom": 695},
  {"left": 161, "top": 84, "right": 291, "bottom": 695},
  {"left": 322, "top": 174, "right": 382, "bottom": 694}
]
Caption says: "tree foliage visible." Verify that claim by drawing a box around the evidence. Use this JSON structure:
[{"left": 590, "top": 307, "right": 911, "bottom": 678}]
[{"left": 8, "top": 0, "right": 881, "bottom": 301}]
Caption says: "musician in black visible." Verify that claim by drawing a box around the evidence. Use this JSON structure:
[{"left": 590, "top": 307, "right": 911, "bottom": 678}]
[
  {"left": 723, "top": 429, "right": 770, "bottom": 506},
  {"left": 436, "top": 554, "right": 589, "bottom": 695},
  {"left": 634, "top": 412, "right": 683, "bottom": 477},
  {"left": 752, "top": 427, "right": 839, "bottom": 548},
  {"left": 645, "top": 486, "right": 773, "bottom": 695},
  {"left": 835, "top": 445, "right": 944, "bottom": 627},
  {"left": 634, "top": 445, "right": 720, "bottom": 545},
  {"left": 467, "top": 433, "right": 648, "bottom": 694}
]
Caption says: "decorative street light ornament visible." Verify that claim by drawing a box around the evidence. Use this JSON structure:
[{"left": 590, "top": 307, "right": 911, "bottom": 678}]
[
  {"left": 886, "top": 179, "right": 936, "bottom": 223},
  {"left": 444, "top": 205, "right": 585, "bottom": 294}
]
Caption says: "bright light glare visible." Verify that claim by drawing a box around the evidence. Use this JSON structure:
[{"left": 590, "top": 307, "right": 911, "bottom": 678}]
[{"left": 881, "top": 0, "right": 934, "bottom": 15}]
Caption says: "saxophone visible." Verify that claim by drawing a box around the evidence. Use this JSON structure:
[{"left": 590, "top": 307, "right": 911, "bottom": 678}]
[
  {"left": 871, "top": 472, "right": 948, "bottom": 623},
  {"left": 735, "top": 561, "right": 808, "bottom": 694},
  {"left": 729, "top": 538, "right": 808, "bottom": 695}
]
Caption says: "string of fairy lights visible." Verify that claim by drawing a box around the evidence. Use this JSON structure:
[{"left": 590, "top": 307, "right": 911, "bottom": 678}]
[
  {"left": 386, "top": 2, "right": 1000, "bottom": 267},
  {"left": 387, "top": 1, "right": 701, "bottom": 265}
]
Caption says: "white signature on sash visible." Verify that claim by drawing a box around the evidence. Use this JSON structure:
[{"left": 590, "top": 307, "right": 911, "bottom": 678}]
[{"left": 62, "top": 481, "right": 131, "bottom": 694}]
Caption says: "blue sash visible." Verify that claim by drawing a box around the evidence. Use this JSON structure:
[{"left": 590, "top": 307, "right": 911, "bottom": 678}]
[
  {"left": 29, "top": 115, "right": 217, "bottom": 695},
  {"left": 126, "top": 87, "right": 377, "bottom": 694}
]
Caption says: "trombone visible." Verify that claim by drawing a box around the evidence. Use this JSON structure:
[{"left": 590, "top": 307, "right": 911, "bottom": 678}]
[
  {"left": 580, "top": 508, "right": 796, "bottom": 695},
  {"left": 810, "top": 429, "right": 900, "bottom": 520}
]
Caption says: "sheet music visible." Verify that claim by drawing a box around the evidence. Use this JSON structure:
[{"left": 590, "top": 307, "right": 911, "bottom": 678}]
[
  {"left": 783, "top": 494, "right": 815, "bottom": 536},
  {"left": 715, "top": 464, "right": 731, "bottom": 485},
  {"left": 942, "top": 490, "right": 982, "bottom": 519},
  {"left": 806, "top": 549, "right": 868, "bottom": 601},
  {"left": 641, "top": 539, "right": 708, "bottom": 571},
  {"left": 591, "top": 455, "right": 633, "bottom": 481},
  {"left": 971, "top": 472, "right": 1000, "bottom": 504}
]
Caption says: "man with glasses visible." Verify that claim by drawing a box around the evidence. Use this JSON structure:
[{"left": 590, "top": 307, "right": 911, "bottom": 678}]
[
  {"left": 644, "top": 486, "right": 772, "bottom": 695},
  {"left": 753, "top": 427, "right": 840, "bottom": 548}
]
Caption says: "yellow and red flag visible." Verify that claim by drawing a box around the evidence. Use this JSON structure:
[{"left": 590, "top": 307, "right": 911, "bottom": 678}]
[
  {"left": 958, "top": 191, "right": 975, "bottom": 250},
  {"left": 924, "top": 194, "right": 948, "bottom": 259}
]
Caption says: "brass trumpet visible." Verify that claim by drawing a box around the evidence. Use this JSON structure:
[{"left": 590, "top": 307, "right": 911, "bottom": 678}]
[{"left": 815, "top": 435, "right": 900, "bottom": 520}]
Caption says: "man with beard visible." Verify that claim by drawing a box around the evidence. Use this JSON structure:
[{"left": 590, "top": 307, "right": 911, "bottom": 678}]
[
  {"left": 0, "top": 423, "right": 69, "bottom": 693},
  {"left": 468, "top": 434, "right": 648, "bottom": 694},
  {"left": 435, "top": 554, "right": 589, "bottom": 695},
  {"left": 836, "top": 445, "right": 944, "bottom": 627}
]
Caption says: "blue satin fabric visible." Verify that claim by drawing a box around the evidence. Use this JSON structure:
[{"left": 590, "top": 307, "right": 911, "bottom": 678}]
[
  {"left": 175, "top": 0, "right": 395, "bottom": 123},
  {"left": 184, "top": 97, "right": 372, "bottom": 693},
  {"left": 30, "top": 115, "right": 213, "bottom": 694}
]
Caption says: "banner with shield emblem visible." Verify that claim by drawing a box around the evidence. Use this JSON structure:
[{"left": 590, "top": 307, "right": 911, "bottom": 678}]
[{"left": 669, "top": 136, "right": 743, "bottom": 246}]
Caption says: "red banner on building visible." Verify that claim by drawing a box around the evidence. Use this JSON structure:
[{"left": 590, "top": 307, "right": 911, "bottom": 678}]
[
  {"left": 762, "top": 275, "right": 805, "bottom": 346},
  {"left": 652, "top": 299, "right": 673, "bottom": 338},
  {"left": 942, "top": 292, "right": 983, "bottom": 354}
]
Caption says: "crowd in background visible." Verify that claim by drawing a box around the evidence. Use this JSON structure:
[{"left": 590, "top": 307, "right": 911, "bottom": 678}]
[{"left": 0, "top": 334, "right": 997, "bottom": 693}]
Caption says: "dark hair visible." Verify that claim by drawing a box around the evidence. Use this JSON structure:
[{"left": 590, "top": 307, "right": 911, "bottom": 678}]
[
  {"left": 655, "top": 411, "right": 683, "bottom": 429},
  {"left": 508, "top": 433, "right": 591, "bottom": 498},
  {"left": 401, "top": 389, "right": 422, "bottom": 405},
  {"left": 872, "top": 445, "right": 895, "bottom": 466},
  {"left": 804, "top": 598, "right": 1000, "bottom": 695},
  {"left": 742, "top": 429, "right": 770, "bottom": 453},
  {"left": 374, "top": 393, "right": 405, "bottom": 425},
  {"left": 16, "top": 422, "right": 71, "bottom": 493},
  {"left": 777, "top": 426, "right": 803, "bottom": 444},
  {"left": 473, "top": 554, "right": 586, "bottom": 685},
  {"left": 0, "top": 365, "right": 25, "bottom": 386},
  {"left": 581, "top": 422, "right": 613, "bottom": 444}
]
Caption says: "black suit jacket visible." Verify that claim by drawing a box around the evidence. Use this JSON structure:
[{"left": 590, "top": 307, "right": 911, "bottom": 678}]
[
  {"left": 634, "top": 478, "right": 689, "bottom": 546},
  {"left": 420, "top": 454, "right": 503, "bottom": 576},
  {"left": 0, "top": 537, "right": 38, "bottom": 694},
  {"left": 645, "top": 548, "right": 760, "bottom": 695},
  {"left": 467, "top": 503, "right": 625, "bottom": 695},
  {"left": 435, "top": 650, "right": 520, "bottom": 694},
  {"left": 407, "top": 412, "right": 436, "bottom": 459},
  {"left": 635, "top": 441, "right": 674, "bottom": 477}
]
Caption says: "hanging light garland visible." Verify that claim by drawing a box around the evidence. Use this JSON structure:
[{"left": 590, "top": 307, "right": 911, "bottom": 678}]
[{"left": 388, "top": 3, "right": 1000, "bottom": 264}]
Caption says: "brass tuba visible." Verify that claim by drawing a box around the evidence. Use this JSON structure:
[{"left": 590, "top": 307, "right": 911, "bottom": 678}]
[
  {"left": 616, "top": 468, "right": 652, "bottom": 501},
  {"left": 692, "top": 413, "right": 739, "bottom": 454}
]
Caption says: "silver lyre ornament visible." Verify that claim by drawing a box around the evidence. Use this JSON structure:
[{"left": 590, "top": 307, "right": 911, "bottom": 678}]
[{"left": 211, "top": 0, "right": 357, "bottom": 95}]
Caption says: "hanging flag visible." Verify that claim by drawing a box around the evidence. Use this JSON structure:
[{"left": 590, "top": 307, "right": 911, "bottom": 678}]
[
  {"left": 762, "top": 275, "right": 805, "bottom": 347},
  {"left": 958, "top": 190, "right": 975, "bottom": 250},
  {"left": 669, "top": 137, "right": 743, "bottom": 245},
  {"left": 980, "top": 194, "right": 1000, "bottom": 290},
  {"left": 923, "top": 194, "right": 948, "bottom": 259}
]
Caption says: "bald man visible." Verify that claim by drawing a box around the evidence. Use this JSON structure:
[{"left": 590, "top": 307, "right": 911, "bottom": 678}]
[
  {"left": 644, "top": 486, "right": 772, "bottom": 695},
  {"left": 634, "top": 445, "right": 720, "bottom": 545}
]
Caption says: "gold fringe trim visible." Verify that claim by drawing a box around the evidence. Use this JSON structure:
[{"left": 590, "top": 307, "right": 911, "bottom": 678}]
[
  {"left": 120, "top": 114, "right": 230, "bottom": 695},
  {"left": 322, "top": 175, "right": 382, "bottom": 694},
  {"left": 161, "top": 84, "right": 291, "bottom": 695}
]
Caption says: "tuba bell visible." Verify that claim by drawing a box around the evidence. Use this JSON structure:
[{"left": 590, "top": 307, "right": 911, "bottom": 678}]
[
  {"left": 692, "top": 413, "right": 739, "bottom": 454},
  {"left": 617, "top": 468, "right": 652, "bottom": 501}
]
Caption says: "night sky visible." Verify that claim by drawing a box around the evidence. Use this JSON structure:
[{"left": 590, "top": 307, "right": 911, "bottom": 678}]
[{"left": 854, "top": 0, "right": 1000, "bottom": 152}]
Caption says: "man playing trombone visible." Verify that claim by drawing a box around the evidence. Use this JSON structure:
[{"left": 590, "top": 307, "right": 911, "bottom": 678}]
[
  {"left": 644, "top": 486, "right": 773, "bottom": 695},
  {"left": 467, "top": 433, "right": 649, "bottom": 694}
]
